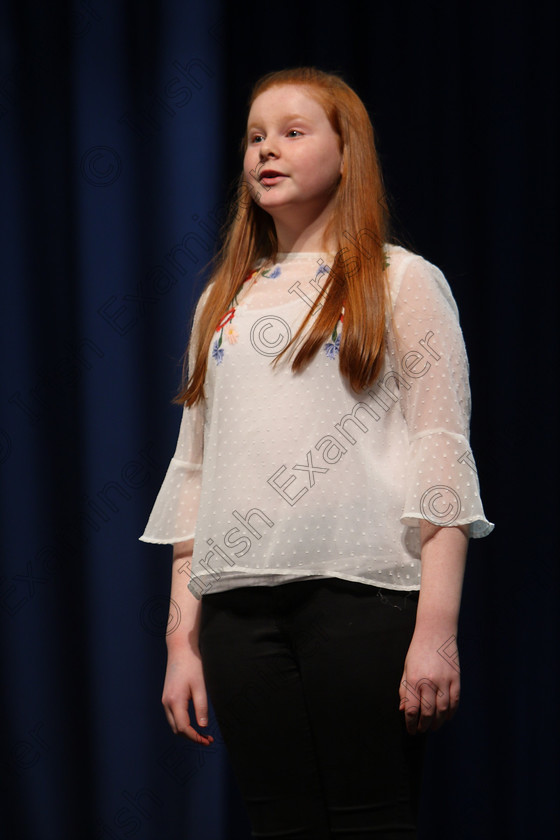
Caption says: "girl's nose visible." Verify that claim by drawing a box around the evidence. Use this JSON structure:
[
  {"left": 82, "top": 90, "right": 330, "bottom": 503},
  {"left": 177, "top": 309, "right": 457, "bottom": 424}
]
[{"left": 259, "top": 140, "right": 278, "bottom": 159}]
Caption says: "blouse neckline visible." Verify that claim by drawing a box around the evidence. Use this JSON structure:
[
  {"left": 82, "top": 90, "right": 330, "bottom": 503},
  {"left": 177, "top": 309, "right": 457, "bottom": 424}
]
[{"left": 274, "top": 251, "right": 334, "bottom": 260}]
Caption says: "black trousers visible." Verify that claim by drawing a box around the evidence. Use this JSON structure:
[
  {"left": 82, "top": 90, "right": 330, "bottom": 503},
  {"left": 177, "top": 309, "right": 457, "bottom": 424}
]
[{"left": 199, "top": 577, "right": 426, "bottom": 839}]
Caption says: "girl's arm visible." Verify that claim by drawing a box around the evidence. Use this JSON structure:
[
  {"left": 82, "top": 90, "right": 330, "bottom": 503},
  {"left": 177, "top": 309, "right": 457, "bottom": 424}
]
[
  {"left": 161, "top": 539, "right": 214, "bottom": 746},
  {"left": 398, "top": 521, "right": 469, "bottom": 735},
  {"left": 143, "top": 290, "right": 214, "bottom": 743},
  {"left": 388, "top": 253, "right": 493, "bottom": 734}
]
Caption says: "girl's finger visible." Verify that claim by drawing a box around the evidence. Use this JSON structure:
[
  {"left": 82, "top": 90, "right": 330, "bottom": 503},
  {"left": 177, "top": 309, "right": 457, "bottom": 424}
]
[
  {"left": 172, "top": 698, "right": 214, "bottom": 745},
  {"left": 191, "top": 690, "right": 209, "bottom": 728}
]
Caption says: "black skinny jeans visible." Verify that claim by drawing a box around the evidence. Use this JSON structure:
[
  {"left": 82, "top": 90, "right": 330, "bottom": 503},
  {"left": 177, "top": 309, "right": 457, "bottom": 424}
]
[{"left": 199, "top": 577, "right": 426, "bottom": 839}]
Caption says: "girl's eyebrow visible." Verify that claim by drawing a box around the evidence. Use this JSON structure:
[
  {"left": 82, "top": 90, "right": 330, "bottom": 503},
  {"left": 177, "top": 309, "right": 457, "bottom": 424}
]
[
  {"left": 247, "top": 113, "right": 310, "bottom": 131},
  {"left": 280, "top": 112, "right": 309, "bottom": 122}
]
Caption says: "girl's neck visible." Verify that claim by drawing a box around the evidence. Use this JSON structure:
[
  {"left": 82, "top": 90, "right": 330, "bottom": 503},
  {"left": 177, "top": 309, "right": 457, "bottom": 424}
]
[{"left": 272, "top": 204, "right": 336, "bottom": 254}]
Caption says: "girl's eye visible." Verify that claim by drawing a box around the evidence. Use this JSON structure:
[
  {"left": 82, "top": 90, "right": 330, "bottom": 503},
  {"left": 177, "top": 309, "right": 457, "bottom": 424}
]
[
  {"left": 250, "top": 134, "right": 264, "bottom": 144},
  {"left": 287, "top": 129, "right": 302, "bottom": 137}
]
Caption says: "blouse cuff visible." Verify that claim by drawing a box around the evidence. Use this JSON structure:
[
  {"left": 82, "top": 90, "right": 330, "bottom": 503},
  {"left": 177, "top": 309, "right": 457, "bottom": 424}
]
[
  {"left": 400, "top": 430, "right": 494, "bottom": 538},
  {"left": 139, "top": 457, "right": 202, "bottom": 544}
]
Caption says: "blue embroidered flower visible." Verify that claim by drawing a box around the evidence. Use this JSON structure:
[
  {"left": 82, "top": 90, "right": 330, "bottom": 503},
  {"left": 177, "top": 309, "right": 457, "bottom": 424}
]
[
  {"left": 212, "top": 339, "right": 224, "bottom": 365},
  {"left": 262, "top": 265, "right": 282, "bottom": 279},
  {"left": 316, "top": 264, "right": 330, "bottom": 279},
  {"left": 324, "top": 333, "right": 341, "bottom": 359},
  {"left": 324, "top": 313, "right": 343, "bottom": 359}
]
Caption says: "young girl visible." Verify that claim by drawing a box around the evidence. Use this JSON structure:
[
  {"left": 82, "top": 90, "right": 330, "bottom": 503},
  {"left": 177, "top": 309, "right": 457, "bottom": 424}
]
[{"left": 140, "top": 67, "right": 494, "bottom": 839}]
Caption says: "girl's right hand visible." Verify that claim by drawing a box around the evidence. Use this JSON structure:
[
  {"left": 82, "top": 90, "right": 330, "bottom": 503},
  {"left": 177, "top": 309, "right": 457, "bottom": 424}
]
[{"left": 162, "top": 646, "right": 214, "bottom": 746}]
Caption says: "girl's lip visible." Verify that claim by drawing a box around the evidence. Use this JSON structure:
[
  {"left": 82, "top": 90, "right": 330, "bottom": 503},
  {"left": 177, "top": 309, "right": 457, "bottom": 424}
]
[{"left": 260, "top": 170, "right": 286, "bottom": 181}]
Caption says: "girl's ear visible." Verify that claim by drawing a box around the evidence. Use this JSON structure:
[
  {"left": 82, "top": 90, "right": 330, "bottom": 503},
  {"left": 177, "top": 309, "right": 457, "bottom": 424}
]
[{"left": 339, "top": 155, "right": 345, "bottom": 176}]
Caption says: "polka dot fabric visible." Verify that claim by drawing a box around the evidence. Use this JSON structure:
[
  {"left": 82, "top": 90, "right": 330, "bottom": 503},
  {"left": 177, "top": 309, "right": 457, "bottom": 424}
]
[{"left": 140, "top": 245, "right": 494, "bottom": 597}]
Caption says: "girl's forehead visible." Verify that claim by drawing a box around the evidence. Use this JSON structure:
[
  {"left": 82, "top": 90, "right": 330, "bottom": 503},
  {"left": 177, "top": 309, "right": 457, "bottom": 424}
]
[{"left": 247, "top": 84, "right": 326, "bottom": 122}]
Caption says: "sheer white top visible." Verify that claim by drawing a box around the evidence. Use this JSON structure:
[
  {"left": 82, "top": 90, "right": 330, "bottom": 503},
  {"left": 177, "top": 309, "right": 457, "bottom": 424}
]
[{"left": 140, "top": 244, "right": 494, "bottom": 598}]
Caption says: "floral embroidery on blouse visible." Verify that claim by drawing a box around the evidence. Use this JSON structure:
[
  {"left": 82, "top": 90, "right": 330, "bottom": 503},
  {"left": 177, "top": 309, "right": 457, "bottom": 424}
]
[
  {"left": 324, "top": 311, "right": 344, "bottom": 359},
  {"left": 211, "top": 257, "right": 388, "bottom": 364},
  {"left": 321, "top": 255, "right": 389, "bottom": 358},
  {"left": 310, "top": 262, "right": 344, "bottom": 360},
  {"left": 212, "top": 264, "right": 288, "bottom": 365},
  {"left": 213, "top": 305, "right": 237, "bottom": 365},
  {"left": 262, "top": 266, "right": 282, "bottom": 279},
  {"left": 213, "top": 267, "right": 270, "bottom": 364},
  {"left": 211, "top": 341, "right": 225, "bottom": 365}
]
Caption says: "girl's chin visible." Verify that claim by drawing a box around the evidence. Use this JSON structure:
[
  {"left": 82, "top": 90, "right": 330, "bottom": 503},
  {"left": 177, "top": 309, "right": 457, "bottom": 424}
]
[
  {"left": 252, "top": 198, "right": 292, "bottom": 217},
  {"left": 253, "top": 197, "right": 332, "bottom": 225}
]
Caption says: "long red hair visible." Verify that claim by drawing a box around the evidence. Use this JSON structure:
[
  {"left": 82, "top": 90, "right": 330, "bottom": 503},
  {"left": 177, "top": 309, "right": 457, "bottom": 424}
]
[{"left": 175, "top": 67, "right": 392, "bottom": 406}]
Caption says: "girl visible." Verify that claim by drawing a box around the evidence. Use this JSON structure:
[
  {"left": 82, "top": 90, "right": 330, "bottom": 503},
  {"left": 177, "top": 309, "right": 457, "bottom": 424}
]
[{"left": 140, "top": 67, "right": 494, "bottom": 839}]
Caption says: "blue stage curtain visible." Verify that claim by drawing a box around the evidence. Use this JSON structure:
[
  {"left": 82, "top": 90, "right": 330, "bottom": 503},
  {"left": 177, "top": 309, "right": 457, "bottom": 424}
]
[{"left": 0, "top": 2, "right": 557, "bottom": 839}]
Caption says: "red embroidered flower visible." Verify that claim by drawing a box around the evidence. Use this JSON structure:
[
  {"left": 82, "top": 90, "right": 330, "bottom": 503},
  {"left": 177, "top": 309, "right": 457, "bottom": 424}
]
[
  {"left": 215, "top": 270, "right": 258, "bottom": 332},
  {"left": 216, "top": 308, "right": 235, "bottom": 332}
]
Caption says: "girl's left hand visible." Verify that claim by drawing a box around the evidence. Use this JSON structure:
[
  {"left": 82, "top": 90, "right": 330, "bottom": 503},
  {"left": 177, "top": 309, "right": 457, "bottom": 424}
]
[{"left": 398, "top": 629, "right": 460, "bottom": 735}]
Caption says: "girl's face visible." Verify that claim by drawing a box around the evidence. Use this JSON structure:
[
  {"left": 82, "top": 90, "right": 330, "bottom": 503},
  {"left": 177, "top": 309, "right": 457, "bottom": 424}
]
[{"left": 243, "top": 84, "right": 343, "bottom": 225}]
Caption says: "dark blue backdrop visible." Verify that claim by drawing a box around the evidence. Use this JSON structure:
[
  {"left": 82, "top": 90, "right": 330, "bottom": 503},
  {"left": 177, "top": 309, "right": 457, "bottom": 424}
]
[{"left": 1, "top": 2, "right": 558, "bottom": 839}]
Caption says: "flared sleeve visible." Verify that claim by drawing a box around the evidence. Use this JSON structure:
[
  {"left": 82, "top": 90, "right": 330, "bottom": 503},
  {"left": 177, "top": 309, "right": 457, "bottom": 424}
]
[
  {"left": 387, "top": 254, "right": 494, "bottom": 538},
  {"left": 139, "top": 291, "right": 208, "bottom": 544}
]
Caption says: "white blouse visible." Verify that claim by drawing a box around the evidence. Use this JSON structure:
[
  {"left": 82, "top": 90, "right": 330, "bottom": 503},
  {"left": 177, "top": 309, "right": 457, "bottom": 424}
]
[{"left": 140, "top": 244, "right": 494, "bottom": 598}]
